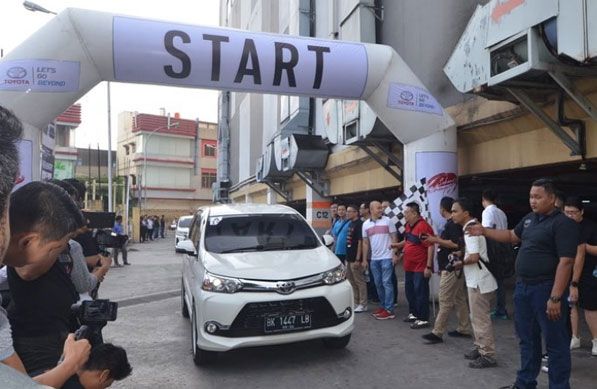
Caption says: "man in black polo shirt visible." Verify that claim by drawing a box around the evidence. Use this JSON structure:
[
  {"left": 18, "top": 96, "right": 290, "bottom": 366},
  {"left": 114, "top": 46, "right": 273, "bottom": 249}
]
[{"left": 468, "top": 179, "right": 579, "bottom": 389}]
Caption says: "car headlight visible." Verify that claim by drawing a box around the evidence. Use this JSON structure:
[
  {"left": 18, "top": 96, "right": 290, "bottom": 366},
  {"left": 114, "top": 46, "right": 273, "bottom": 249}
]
[
  {"left": 322, "top": 264, "right": 346, "bottom": 285},
  {"left": 202, "top": 272, "right": 243, "bottom": 293}
]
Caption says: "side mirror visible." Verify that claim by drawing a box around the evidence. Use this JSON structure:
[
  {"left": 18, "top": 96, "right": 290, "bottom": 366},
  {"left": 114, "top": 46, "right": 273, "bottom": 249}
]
[
  {"left": 322, "top": 234, "right": 334, "bottom": 248},
  {"left": 179, "top": 239, "right": 197, "bottom": 257}
]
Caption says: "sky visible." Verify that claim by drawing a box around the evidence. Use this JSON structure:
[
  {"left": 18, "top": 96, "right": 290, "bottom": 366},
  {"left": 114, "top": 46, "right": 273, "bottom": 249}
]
[{"left": 0, "top": 0, "right": 221, "bottom": 149}]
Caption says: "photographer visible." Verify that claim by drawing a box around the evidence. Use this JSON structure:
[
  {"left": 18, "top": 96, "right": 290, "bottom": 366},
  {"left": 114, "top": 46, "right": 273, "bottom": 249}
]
[
  {"left": 450, "top": 198, "right": 498, "bottom": 369},
  {"left": 5, "top": 182, "right": 91, "bottom": 377},
  {"left": 71, "top": 343, "right": 132, "bottom": 389},
  {"left": 421, "top": 197, "right": 472, "bottom": 344},
  {"left": 0, "top": 106, "right": 89, "bottom": 388}
]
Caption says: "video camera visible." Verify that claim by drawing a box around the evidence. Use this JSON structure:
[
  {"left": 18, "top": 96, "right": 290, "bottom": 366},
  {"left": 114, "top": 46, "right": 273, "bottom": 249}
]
[
  {"left": 72, "top": 299, "right": 118, "bottom": 347},
  {"left": 82, "top": 211, "right": 127, "bottom": 250}
]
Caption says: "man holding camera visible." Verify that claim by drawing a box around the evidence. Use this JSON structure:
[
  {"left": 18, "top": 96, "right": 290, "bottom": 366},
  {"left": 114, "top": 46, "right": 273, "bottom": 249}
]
[
  {"left": 421, "top": 197, "right": 472, "bottom": 344},
  {"left": 450, "top": 198, "right": 498, "bottom": 369},
  {"left": 0, "top": 107, "right": 90, "bottom": 388}
]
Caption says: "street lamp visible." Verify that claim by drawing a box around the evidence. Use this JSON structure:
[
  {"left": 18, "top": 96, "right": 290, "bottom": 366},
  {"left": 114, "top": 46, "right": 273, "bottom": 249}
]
[
  {"left": 23, "top": 1, "right": 57, "bottom": 15},
  {"left": 142, "top": 122, "right": 179, "bottom": 211}
]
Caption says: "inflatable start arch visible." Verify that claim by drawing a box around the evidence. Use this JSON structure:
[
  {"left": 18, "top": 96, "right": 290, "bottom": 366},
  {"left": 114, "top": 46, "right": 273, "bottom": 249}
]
[{"left": 0, "top": 8, "right": 457, "bottom": 219}]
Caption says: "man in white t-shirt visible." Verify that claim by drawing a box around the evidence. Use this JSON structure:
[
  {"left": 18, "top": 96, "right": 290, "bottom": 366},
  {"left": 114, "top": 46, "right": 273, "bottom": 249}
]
[
  {"left": 362, "top": 201, "right": 398, "bottom": 320},
  {"left": 451, "top": 198, "right": 498, "bottom": 369},
  {"left": 481, "top": 189, "right": 509, "bottom": 320}
]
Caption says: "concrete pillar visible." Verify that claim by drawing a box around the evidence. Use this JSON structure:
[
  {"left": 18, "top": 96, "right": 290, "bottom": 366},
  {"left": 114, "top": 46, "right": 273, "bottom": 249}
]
[
  {"left": 244, "top": 193, "right": 251, "bottom": 203},
  {"left": 266, "top": 188, "right": 277, "bottom": 205},
  {"left": 403, "top": 126, "right": 457, "bottom": 301},
  {"left": 305, "top": 185, "right": 331, "bottom": 237},
  {"left": 403, "top": 126, "right": 458, "bottom": 232}
]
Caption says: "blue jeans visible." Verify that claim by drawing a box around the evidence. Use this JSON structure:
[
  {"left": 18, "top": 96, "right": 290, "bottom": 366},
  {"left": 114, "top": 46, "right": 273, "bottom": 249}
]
[
  {"left": 370, "top": 259, "right": 394, "bottom": 311},
  {"left": 514, "top": 280, "right": 570, "bottom": 389},
  {"left": 405, "top": 271, "right": 430, "bottom": 321}
]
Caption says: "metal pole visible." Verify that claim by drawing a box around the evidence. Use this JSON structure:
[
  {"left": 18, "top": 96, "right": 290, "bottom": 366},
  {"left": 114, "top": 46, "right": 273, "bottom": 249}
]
[
  {"left": 125, "top": 175, "right": 131, "bottom": 235},
  {"left": 143, "top": 136, "right": 148, "bottom": 212},
  {"left": 97, "top": 143, "right": 101, "bottom": 208},
  {"left": 107, "top": 82, "right": 113, "bottom": 212}
]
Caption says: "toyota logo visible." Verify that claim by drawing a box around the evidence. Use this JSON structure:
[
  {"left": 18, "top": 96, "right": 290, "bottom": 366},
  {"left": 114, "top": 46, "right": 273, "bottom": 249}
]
[
  {"left": 276, "top": 281, "right": 296, "bottom": 295},
  {"left": 400, "top": 91, "right": 414, "bottom": 101},
  {"left": 7, "top": 67, "right": 27, "bottom": 79}
]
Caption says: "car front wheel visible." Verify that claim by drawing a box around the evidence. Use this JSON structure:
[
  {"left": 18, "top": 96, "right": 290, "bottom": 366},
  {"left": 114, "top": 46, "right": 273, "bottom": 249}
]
[
  {"left": 322, "top": 334, "right": 351, "bottom": 349},
  {"left": 191, "top": 305, "right": 217, "bottom": 365},
  {"left": 181, "top": 280, "right": 189, "bottom": 318}
]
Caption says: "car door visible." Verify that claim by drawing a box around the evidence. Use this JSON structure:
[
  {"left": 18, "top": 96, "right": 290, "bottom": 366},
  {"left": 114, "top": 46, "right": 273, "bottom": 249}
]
[
  {"left": 183, "top": 212, "right": 201, "bottom": 308},
  {"left": 186, "top": 211, "right": 204, "bottom": 304}
]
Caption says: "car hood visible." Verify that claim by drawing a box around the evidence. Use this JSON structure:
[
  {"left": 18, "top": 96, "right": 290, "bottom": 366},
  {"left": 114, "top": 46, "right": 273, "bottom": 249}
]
[{"left": 203, "top": 246, "right": 339, "bottom": 280}]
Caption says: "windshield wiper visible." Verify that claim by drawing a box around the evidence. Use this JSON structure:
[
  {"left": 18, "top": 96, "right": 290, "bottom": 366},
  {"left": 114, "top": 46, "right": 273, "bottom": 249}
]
[
  {"left": 218, "top": 244, "right": 265, "bottom": 253},
  {"left": 278, "top": 243, "right": 317, "bottom": 250}
]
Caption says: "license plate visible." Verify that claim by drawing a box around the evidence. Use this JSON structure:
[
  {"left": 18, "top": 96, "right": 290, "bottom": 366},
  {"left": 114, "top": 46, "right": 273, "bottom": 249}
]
[{"left": 264, "top": 312, "right": 312, "bottom": 333}]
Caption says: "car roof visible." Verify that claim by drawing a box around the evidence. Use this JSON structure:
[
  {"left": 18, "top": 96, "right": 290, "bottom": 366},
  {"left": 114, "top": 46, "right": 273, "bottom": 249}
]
[{"left": 201, "top": 203, "right": 299, "bottom": 217}]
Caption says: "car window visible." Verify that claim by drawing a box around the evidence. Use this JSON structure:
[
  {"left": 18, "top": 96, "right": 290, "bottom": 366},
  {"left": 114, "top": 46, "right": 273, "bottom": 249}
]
[
  {"left": 189, "top": 212, "right": 203, "bottom": 250},
  {"left": 178, "top": 217, "right": 192, "bottom": 228},
  {"left": 204, "top": 214, "right": 320, "bottom": 254}
]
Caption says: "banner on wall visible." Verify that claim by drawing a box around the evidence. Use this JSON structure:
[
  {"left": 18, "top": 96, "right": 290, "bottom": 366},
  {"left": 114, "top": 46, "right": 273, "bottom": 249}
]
[
  {"left": 14, "top": 140, "right": 33, "bottom": 191},
  {"left": 415, "top": 151, "right": 458, "bottom": 233}
]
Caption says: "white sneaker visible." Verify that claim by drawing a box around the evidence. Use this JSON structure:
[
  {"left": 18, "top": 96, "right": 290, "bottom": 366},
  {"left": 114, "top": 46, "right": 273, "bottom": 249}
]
[
  {"left": 354, "top": 304, "right": 368, "bottom": 313},
  {"left": 541, "top": 365, "right": 548, "bottom": 373},
  {"left": 592, "top": 339, "right": 597, "bottom": 356},
  {"left": 570, "top": 336, "right": 581, "bottom": 350}
]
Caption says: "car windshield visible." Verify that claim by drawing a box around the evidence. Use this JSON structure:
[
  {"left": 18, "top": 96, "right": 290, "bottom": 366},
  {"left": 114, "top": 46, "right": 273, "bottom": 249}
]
[
  {"left": 178, "top": 218, "right": 192, "bottom": 228},
  {"left": 204, "top": 214, "right": 320, "bottom": 254}
]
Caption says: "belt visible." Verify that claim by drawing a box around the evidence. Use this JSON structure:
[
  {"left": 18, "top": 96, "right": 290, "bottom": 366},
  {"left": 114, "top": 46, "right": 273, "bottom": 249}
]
[{"left": 517, "top": 276, "right": 554, "bottom": 285}]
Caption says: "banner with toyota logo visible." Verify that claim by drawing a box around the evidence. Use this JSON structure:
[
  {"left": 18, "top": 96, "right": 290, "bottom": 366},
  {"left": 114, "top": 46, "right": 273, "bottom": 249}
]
[{"left": 0, "top": 59, "right": 80, "bottom": 92}]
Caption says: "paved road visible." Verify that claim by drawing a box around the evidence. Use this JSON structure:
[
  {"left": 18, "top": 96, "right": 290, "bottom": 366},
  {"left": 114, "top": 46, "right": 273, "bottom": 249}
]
[{"left": 100, "top": 238, "right": 596, "bottom": 389}]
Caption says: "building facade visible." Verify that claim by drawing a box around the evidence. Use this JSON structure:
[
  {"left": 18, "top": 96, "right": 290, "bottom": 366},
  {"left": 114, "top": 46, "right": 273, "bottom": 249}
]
[
  {"left": 220, "top": 0, "right": 597, "bottom": 227},
  {"left": 53, "top": 104, "right": 81, "bottom": 180},
  {"left": 117, "top": 111, "right": 218, "bottom": 217}
]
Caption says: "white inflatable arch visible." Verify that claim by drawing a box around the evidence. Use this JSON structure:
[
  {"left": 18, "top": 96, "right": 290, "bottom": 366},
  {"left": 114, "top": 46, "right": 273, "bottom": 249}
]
[{"left": 0, "top": 8, "right": 456, "bottom": 193}]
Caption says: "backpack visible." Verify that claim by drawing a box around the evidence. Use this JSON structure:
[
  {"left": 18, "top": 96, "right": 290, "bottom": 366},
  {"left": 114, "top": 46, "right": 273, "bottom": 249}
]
[{"left": 479, "top": 237, "right": 516, "bottom": 280}]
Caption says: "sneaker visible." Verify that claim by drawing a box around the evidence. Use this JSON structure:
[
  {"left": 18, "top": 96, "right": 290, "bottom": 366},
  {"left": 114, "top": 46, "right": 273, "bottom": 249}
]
[
  {"left": 410, "top": 320, "right": 430, "bottom": 329},
  {"left": 403, "top": 313, "right": 417, "bottom": 323},
  {"left": 375, "top": 310, "right": 396, "bottom": 320},
  {"left": 124, "top": 262, "right": 131, "bottom": 266},
  {"left": 354, "top": 304, "right": 368, "bottom": 313},
  {"left": 499, "top": 385, "right": 521, "bottom": 389},
  {"left": 468, "top": 355, "right": 497, "bottom": 369},
  {"left": 570, "top": 336, "right": 581, "bottom": 350},
  {"left": 422, "top": 332, "right": 443, "bottom": 344},
  {"left": 464, "top": 348, "right": 481, "bottom": 360},
  {"left": 541, "top": 353, "right": 548, "bottom": 363},
  {"left": 447, "top": 330, "right": 472, "bottom": 338},
  {"left": 541, "top": 365, "right": 549, "bottom": 373},
  {"left": 371, "top": 307, "right": 385, "bottom": 317},
  {"left": 592, "top": 339, "right": 597, "bottom": 356},
  {"left": 491, "top": 311, "right": 509, "bottom": 320}
]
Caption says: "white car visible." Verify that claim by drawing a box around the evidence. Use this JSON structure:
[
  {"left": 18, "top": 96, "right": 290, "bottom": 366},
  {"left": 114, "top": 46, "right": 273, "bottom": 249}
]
[
  {"left": 174, "top": 216, "right": 193, "bottom": 252},
  {"left": 179, "top": 204, "right": 353, "bottom": 365}
]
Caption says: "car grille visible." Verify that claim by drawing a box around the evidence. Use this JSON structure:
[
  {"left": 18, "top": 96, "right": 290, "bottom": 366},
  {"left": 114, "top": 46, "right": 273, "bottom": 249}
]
[{"left": 215, "top": 297, "right": 345, "bottom": 338}]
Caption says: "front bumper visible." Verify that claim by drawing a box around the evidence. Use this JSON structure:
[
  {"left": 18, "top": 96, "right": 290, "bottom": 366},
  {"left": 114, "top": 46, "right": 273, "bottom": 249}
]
[{"left": 194, "top": 280, "right": 354, "bottom": 351}]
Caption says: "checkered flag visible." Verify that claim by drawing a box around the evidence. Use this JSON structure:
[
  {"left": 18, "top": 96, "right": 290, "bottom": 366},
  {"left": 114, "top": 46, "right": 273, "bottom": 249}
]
[{"left": 385, "top": 178, "right": 431, "bottom": 234}]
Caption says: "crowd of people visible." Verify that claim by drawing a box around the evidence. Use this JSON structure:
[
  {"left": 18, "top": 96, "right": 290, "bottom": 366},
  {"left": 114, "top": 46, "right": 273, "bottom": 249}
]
[
  {"left": 329, "top": 182, "right": 596, "bottom": 388},
  {"left": 0, "top": 107, "right": 132, "bottom": 388},
  {"left": 139, "top": 215, "right": 167, "bottom": 243}
]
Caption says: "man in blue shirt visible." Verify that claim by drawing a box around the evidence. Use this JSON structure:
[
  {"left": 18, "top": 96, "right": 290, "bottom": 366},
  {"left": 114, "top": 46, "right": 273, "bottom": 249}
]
[
  {"left": 332, "top": 204, "right": 351, "bottom": 263},
  {"left": 112, "top": 216, "right": 129, "bottom": 267}
]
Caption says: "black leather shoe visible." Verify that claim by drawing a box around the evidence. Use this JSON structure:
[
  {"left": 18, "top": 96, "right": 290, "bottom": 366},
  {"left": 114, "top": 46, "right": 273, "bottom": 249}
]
[
  {"left": 422, "top": 332, "right": 443, "bottom": 344},
  {"left": 448, "top": 330, "right": 472, "bottom": 338}
]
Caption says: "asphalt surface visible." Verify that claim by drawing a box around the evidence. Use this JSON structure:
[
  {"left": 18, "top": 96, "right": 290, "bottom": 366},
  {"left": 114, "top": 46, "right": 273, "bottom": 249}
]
[{"left": 99, "top": 237, "right": 597, "bottom": 389}]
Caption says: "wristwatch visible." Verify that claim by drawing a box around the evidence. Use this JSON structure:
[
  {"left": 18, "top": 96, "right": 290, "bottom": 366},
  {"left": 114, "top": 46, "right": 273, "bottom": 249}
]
[
  {"left": 426, "top": 266, "right": 433, "bottom": 270},
  {"left": 571, "top": 281, "right": 579, "bottom": 288},
  {"left": 549, "top": 296, "right": 561, "bottom": 303}
]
